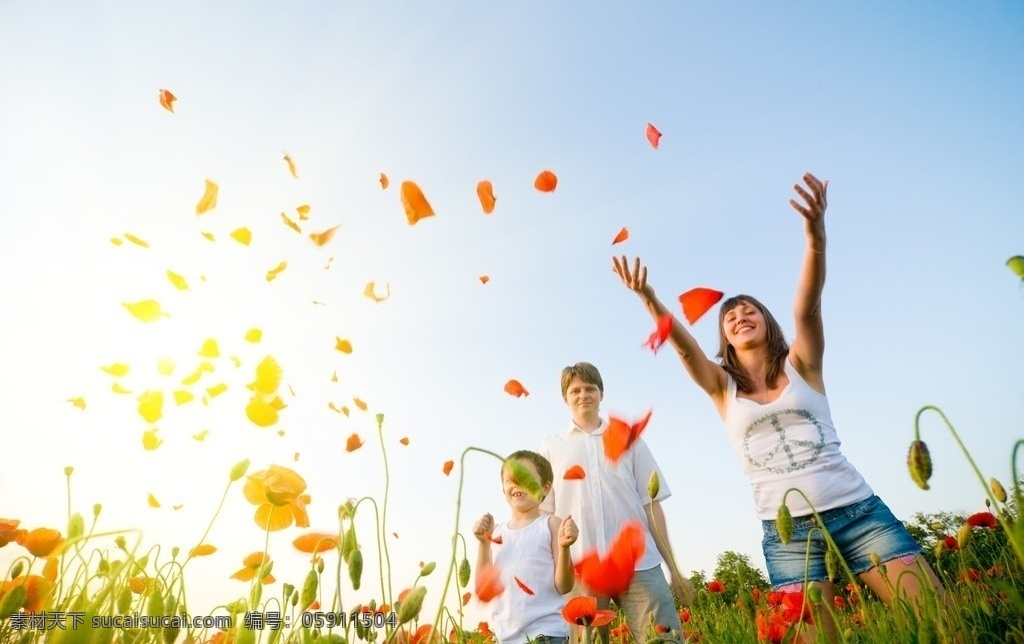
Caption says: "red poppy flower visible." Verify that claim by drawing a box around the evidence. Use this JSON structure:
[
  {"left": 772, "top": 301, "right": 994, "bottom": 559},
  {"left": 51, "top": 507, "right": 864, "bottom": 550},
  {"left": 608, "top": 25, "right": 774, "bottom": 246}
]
[
  {"left": 766, "top": 591, "right": 784, "bottom": 606},
  {"left": 602, "top": 410, "right": 653, "bottom": 463},
  {"left": 966, "top": 512, "right": 998, "bottom": 529},
  {"left": 833, "top": 595, "right": 846, "bottom": 610},
  {"left": 707, "top": 580, "right": 725, "bottom": 593},
  {"left": 678, "top": 608, "right": 691, "bottom": 623},
  {"left": 643, "top": 314, "right": 674, "bottom": 355},
  {"left": 574, "top": 522, "right": 645, "bottom": 599},
  {"left": 0, "top": 519, "right": 24, "bottom": 548},
  {"left": 756, "top": 611, "right": 791, "bottom": 644},
  {"left": 475, "top": 564, "right": 505, "bottom": 602},
  {"left": 943, "top": 535, "right": 959, "bottom": 551},
  {"left": 561, "top": 596, "right": 616, "bottom": 627},
  {"left": 961, "top": 568, "right": 982, "bottom": 582},
  {"left": 564, "top": 465, "right": 586, "bottom": 480},
  {"left": 751, "top": 587, "right": 761, "bottom": 603},
  {"left": 478, "top": 622, "right": 492, "bottom": 637},
  {"left": 780, "top": 591, "right": 811, "bottom": 623}
]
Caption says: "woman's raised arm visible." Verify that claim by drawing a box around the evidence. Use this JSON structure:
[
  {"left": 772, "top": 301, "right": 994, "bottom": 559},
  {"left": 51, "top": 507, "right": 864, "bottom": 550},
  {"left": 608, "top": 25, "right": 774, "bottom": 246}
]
[{"left": 789, "top": 172, "right": 828, "bottom": 381}]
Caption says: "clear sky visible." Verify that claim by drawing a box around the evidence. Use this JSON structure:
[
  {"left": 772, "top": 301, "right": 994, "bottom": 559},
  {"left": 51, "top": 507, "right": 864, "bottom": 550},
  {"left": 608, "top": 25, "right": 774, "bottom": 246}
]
[{"left": 1, "top": 0, "right": 1022, "bottom": 627}]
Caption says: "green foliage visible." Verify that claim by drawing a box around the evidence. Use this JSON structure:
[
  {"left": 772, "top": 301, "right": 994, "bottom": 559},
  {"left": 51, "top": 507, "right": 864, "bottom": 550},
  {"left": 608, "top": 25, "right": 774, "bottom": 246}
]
[{"left": 711, "top": 550, "right": 770, "bottom": 604}]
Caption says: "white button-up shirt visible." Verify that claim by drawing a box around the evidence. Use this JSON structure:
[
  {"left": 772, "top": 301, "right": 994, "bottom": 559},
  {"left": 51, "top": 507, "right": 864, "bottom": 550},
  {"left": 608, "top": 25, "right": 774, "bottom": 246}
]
[{"left": 539, "top": 418, "right": 671, "bottom": 571}]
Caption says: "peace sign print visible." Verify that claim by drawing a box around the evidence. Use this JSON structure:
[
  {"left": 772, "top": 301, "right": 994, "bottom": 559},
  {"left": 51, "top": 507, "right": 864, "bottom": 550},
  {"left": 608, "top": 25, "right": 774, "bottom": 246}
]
[{"left": 742, "top": 409, "right": 826, "bottom": 474}]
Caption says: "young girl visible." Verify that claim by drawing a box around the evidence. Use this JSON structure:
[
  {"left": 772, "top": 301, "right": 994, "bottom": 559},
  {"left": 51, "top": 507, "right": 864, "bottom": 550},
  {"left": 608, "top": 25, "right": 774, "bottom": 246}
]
[
  {"left": 612, "top": 173, "right": 943, "bottom": 618},
  {"left": 474, "top": 450, "right": 579, "bottom": 644}
]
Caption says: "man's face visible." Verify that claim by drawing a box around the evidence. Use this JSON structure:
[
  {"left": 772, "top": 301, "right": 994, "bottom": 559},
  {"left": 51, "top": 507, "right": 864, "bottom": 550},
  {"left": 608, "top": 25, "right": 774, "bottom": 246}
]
[{"left": 564, "top": 375, "right": 602, "bottom": 415}]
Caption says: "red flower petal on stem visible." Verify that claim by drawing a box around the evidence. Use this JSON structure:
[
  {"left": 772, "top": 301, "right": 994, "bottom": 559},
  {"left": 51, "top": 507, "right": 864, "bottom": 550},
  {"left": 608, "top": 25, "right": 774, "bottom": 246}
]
[
  {"left": 678, "top": 288, "right": 724, "bottom": 325},
  {"left": 561, "top": 596, "right": 617, "bottom": 627},
  {"left": 966, "top": 512, "right": 998, "bottom": 529},
  {"left": 707, "top": 580, "right": 725, "bottom": 593}
]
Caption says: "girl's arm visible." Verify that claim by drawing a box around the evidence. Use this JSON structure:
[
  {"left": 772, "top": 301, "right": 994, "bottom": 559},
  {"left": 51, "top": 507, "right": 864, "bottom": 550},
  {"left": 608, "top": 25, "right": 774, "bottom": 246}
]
[
  {"left": 613, "top": 256, "right": 728, "bottom": 412},
  {"left": 549, "top": 515, "right": 578, "bottom": 594},
  {"left": 788, "top": 173, "right": 828, "bottom": 388},
  {"left": 474, "top": 513, "right": 494, "bottom": 571}
]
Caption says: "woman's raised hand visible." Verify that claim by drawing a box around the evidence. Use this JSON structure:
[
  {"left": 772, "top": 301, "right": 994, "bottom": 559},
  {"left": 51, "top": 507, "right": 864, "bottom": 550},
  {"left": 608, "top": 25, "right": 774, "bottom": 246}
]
[
  {"left": 790, "top": 173, "right": 828, "bottom": 231},
  {"left": 612, "top": 256, "right": 650, "bottom": 297}
]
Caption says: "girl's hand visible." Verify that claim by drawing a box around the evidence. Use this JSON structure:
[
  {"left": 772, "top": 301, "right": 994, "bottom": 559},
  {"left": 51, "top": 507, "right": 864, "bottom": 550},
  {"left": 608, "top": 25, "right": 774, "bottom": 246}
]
[
  {"left": 612, "top": 256, "right": 651, "bottom": 297},
  {"left": 790, "top": 172, "right": 828, "bottom": 239},
  {"left": 558, "top": 514, "right": 578, "bottom": 548},
  {"left": 473, "top": 514, "right": 494, "bottom": 543}
]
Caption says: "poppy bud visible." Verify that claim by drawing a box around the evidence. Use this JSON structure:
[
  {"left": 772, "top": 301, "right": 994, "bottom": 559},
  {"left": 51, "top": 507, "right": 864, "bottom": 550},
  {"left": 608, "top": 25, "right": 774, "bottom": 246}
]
[
  {"left": 229, "top": 459, "right": 251, "bottom": 482},
  {"left": 171, "top": 546, "right": 179, "bottom": 559},
  {"left": 93, "top": 503, "right": 103, "bottom": 518},
  {"left": 117, "top": 587, "right": 132, "bottom": 614},
  {"left": 68, "top": 513, "right": 84, "bottom": 540},
  {"left": 147, "top": 586, "right": 165, "bottom": 618},
  {"left": 9, "top": 561, "right": 23, "bottom": 578},
  {"left": 349, "top": 549, "right": 363, "bottom": 590},
  {"left": 843, "top": 629, "right": 855, "bottom": 642},
  {"left": 259, "top": 561, "right": 274, "bottom": 580},
  {"left": 933, "top": 541, "right": 946, "bottom": 558},
  {"left": 957, "top": 523, "right": 972, "bottom": 550},
  {"left": 991, "top": 478, "right": 1008, "bottom": 503},
  {"left": 376, "top": 413, "right": 385, "bottom": 427},
  {"left": 648, "top": 471, "right": 660, "bottom": 500},
  {"left": 250, "top": 581, "right": 262, "bottom": 609},
  {"left": 115, "top": 536, "right": 127, "bottom": 551},
  {"left": 776, "top": 503, "right": 794, "bottom": 545},
  {"left": 342, "top": 527, "right": 357, "bottom": 561},
  {"left": 283, "top": 583, "right": 294, "bottom": 599},
  {"left": 503, "top": 458, "right": 544, "bottom": 501},
  {"left": 907, "top": 440, "right": 932, "bottom": 490},
  {"left": 397, "top": 586, "right": 427, "bottom": 625},
  {"left": 807, "top": 585, "right": 823, "bottom": 602},
  {"left": 458, "top": 558, "right": 471, "bottom": 588},
  {"left": 300, "top": 569, "right": 318, "bottom": 611},
  {"left": 869, "top": 553, "right": 881, "bottom": 568},
  {"left": 825, "top": 548, "right": 839, "bottom": 582},
  {"left": 0, "top": 585, "right": 26, "bottom": 616},
  {"left": 930, "top": 522, "right": 945, "bottom": 531},
  {"left": 225, "top": 599, "right": 248, "bottom": 615},
  {"left": 420, "top": 561, "right": 436, "bottom": 577},
  {"left": 65, "top": 466, "right": 74, "bottom": 477},
  {"left": 339, "top": 499, "right": 355, "bottom": 520}
]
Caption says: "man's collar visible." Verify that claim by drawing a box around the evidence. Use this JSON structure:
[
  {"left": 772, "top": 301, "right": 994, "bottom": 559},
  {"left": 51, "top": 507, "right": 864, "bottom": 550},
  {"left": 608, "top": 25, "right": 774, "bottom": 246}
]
[{"left": 566, "top": 417, "right": 606, "bottom": 435}]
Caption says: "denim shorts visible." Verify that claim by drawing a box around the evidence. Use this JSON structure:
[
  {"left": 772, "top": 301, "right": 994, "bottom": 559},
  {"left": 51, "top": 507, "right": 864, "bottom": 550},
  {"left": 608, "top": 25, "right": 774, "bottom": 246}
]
[{"left": 761, "top": 495, "right": 921, "bottom": 588}]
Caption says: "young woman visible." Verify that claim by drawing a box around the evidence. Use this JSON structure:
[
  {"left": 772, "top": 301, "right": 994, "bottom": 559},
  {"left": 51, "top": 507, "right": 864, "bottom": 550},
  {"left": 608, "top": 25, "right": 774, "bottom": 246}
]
[{"left": 612, "top": 173, "right": 944, "bottom": 617}]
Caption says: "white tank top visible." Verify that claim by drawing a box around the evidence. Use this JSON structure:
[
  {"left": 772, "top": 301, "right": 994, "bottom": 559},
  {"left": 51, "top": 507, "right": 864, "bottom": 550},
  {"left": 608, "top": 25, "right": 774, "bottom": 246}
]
[
  {"left": 489, "top": 516, "right": 569, "bottom": 644},
  {"left": 722, "top": 358, "right": 873, "bottom": 519}
]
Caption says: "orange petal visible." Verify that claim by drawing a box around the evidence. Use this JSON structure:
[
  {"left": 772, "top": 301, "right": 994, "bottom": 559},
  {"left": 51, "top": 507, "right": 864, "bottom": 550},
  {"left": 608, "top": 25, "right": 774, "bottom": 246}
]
[
  {"left": 475, "top": 564, "right": 505, "bottom": 603},
  {"left": 335, "top": 338, "right": 353, "bottom": 354},
  {"left": 611, "top": 227, "right": 629, "bottom": 246},
  {"left": 678, "top": 288, "right": 724, "bottom": 325},
  {"left": 400, "top": 181, "right": 435, "bottom": 225},
  {"left": 280, "top": 212, "right": 302, "bottom": 233},
  {"left": 399, "top": 437, "right": 409, "bottom": 446},
  {"left": 293, "top": 532, "right": 339, "bottom": 553},
  {"left": 364, "top": 281, "right": 391, "bottom": 303},
  {"left": 479, "top": 275, "right": 490, "bottom": 284},
  {"left": 309, "top": 225, "right": 341, "bottom": 247},
  {"left": 514, "top": 576, "right": 535, "bottom": 595},
  {"left": 503, "top": 379, "right": 529, "bottom": 398},
  {"left": 353, "top": 397, "right": 367, "bottom": 411},
  {"left": 189, "top": 544, "right": 218, "bottom": 557},
  {"left": 196, "top": 179, "right": 218, "bottom": 215},
  {"left": 283, "top": 153, "right": 298, "bottom": 179},
  {"left": 534, "top": 170, "right": 557, "bottom": 192},
  {"left": 443, "top": 460, "right": 454, "bottom": 476},
  {"left": 379, "top": 173, "right": 389, "bottom": 190},
  {"left": 158, "top": 89, "right": 177, "bottom": 113},
  {"left": 564, "top": 465, "right": 586, "bottom": 480},
  {"left": 296, "top": 204, "right": 311, "bottom": 220},
  {"left": 477, "top": 181, "right": 496, "bottom": 214},
  {"left": 148, "top": 493, "right": 161, "bottom": 508},
  {"left": 266, "top": 261, "right": 288, "bottom": 282},
  {"left": 462, "top": 592, "right": 471, "bottom": 606},
  {"left": 346, "top": 434, "right": 363, "bottom": 452},
  {"left": 646, "top": 123, "right": 662, "bottom": 149}
]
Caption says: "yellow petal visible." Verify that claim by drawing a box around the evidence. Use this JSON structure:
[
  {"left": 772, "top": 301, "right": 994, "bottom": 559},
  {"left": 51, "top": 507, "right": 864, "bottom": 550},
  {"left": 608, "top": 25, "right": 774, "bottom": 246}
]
[
  {"left": 173, "top": 390, "right": 194, "bottom": 406},
  {"left": 124, "top": 233, "right": 150, "bottom": 248},
  {"left": 246, "top": 396, "right": 279, "bottom": 427},
  {"left": 123, "top": 299, "right": 169, "bottom": 323},
  {"left": 363, "top": 281, "right": 391, "bottom": 303},
  {"left": 173, "top": 504, "right": 184, "bottom": 511},
  {"left": 249, "top": 356, "right": 282, "bottom": 394},
  {"left": 189, "top": 544, "right": 217, "bottom": 557},
  {"left": 199, "top": 361, "right": 215, "bottom": 373},
  {"left": 323, "top": 257, "right": 333, "bottom": 270},
  {"left": 296, "top": 204, "right": 311, "bottom": 220},
  {"left": 111, "top": 237, "right": 123, "bottom": 246},
  {"left": 101, "top": 363, "right": 130, "bottom": 377},
  {"left": 309, "top": 225, "right": 340, "bottom": 247},
  {"left": 266, "top": 261, "right": 288, "bottom": 282},
  {"left": 269, "top": 395, "right": 286, "bottom": 410},
  {"left": 192, "top": 429, "right": 210, "bottom": 441},
  {"left": 166, "top": 270, "right": 189, "bottom": 291},
  {"left": 230, "top": 227, "right": 252, "bottom": 246},
  {"left": 201, "top": 231, "right": 215, "bottom": 242},
  {"left": 148, "top": 493, "right": 161, "bottom": 508},
  {"left": 331, "top": 370, "right": 338, "bottom": 382},
  {"left": 198, "top": 339, "right": 220, "bottom": 358},
  {"left": 283, "top": 154, "right": 298, "bottom": 179},
  {"left": 142, "top": 428, "right": 163, "bottom": 451},
  {"left": 280, "top": 212, "right": 301, "bottom": 234},
  {"left": 181, "top": 370, "right": 202, "bottom": 385},
  {"left": 353, "top": 397, "right": 368, "bottom": 411},
  {"left": 244, "top": 328, "right": 262, "bottom": 343},
  {"left": 230, "top": 356, "right": 242, "bottom": 367},
  {"left": 254, "top": 504, "right": 294, "bottom": 532},
  {"left": 334, "top": 338, "right": 353, "bottom": 354},
  {"left": 196, "top": 179, "right": 218, "bottom": 215},
  {"left": 341, "top": 406, "right": 350, "bottom": 417},
  {"left": 112, "top": 383, "right": 132, "bottom": 394},
  {"left": 157, "top": 357, "right": 176, "bottom": 376},
  {"left": 137, "top": 391, "right": 164, "bottom": 424},
  {"left": 206, "top": 383, "right": 227, "bottom": 398},
  {"left": 277, "top": 429, "right": 285, "bottom": 437},
  {"left": 67, "top": 397, "right": 86, "bottom": 410}
]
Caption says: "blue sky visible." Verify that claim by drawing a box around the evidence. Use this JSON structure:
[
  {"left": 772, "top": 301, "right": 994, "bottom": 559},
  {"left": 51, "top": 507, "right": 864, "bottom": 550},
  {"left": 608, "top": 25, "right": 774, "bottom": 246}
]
[{"left": 1, "top": 0, "right": 1022, "bottom": 626}]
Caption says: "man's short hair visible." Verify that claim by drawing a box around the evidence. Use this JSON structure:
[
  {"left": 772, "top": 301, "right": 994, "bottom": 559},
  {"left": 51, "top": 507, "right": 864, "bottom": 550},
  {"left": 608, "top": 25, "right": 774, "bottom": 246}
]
[{"left": 560, "top": 362, "right": 604, "bottom": 398}]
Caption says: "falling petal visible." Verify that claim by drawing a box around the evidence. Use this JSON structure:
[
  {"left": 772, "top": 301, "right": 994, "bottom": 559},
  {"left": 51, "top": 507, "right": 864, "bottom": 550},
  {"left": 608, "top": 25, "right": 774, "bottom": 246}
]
[
  {"left": 612, "top": 227, "right": 629, "bottom": 246},
  {"left": 230, "top": 356, "right": 241, "bottom": 367},
  {"left": 646, "top": 123, "right": 662, "bottom": 149},
  {"left": 341, "top": 406, "right": 350, "bottom": 416},
  {"left": 280, "top": 212, "right": 302, "bottom": 233},
  {"left": 477, "top": 181, "right": 496, "bottom": 214},
  {"left": 399, "top": 437, "right": 409, "bottom": 446},
  {"left": 346, "top": 434, "right": 364, "bottom": 452},
  {"left": 266, "top": 261, "right": 288, "bottom": 282},
  {"left": 503, "top": 379, "right": 529, "bottom": 398},
  {"left": 294, "top": 452, "right": 300, "bottom": 461},
  {"left": 514, "top": 577, "right": 535, "bottom": 595},
  {"left": 335, "top": 338, "right": 353, "bottom": 354},
  {"left": 364, "top": 282, "right": 391, "bottom": 303},
  {"left": 157, "top": 357, "right": 175, "bottom": 376},
  {"left": 379, "top": 173, "right": 389, "bottom": 189},
  {"left": 110, "top": 237, "right": 123, "bottom": 246},
  {"left": 112, "top": 383, "right": 132, "bottom": 394},
  {"left": 230, "top": 227, "right": 252, "bottom": 246},
  {"left": 534, "top": 170, "right": 557, "bottom": 192},
  {"left": 679, "top": 288, "right": 724, "bottom": 325},
  {"left": 201, "top": 231, "right": 215, "bottom": 242},
  {"left": 173, "top": 504, "right": 184, "bottom": 511},
  {"left": 331, "top": 370, "right": 338, "bottom": 382},
  {"left": 189, "top": 544, "right": 217, "bottom": 557},
  {"left": 137, "top": 391, "right": 164, "bottom": 424},
  {"left": 288, "top": 384, "right": 296, "bottom": 397},
  {"left": 296, "top": 204, "right": 311, "bottom": 220},
  {"left": 323, "top": 257, "right": 334, "bottom": 270},
  {"left": 249, "top": 356, "right": 282, "bottom": 395},
  {"left": 475, "top": 564, "right": 505, "bottom": 602},
  {"left": 328, "top": 402, "right": 344, "bottom": 414},
  {"left": 400, "top": 181, "right": 435, "bottom": 225},
  {"left": 603, "top": 410, "right": 653, "bottom": 463},
  {"left": 101, "top": 363, "right": 130, "bottom": 377},
  {"left": 158, "top": 89, "right": 176, "bottom": 113},
  {"left": 283, "top": 153, "right": 299, "bottom": 178},
  {"left": 124, "top": 233, "right": 150, "bottom": 248},
  {"left": 246, "top": 397, "right": 280, "bottom": 427},
  {"left": 353, "top": 397, "right": 367, "bottom": 411},
  {"left": 443, "top": 460, "right": 455, "bottom": 476},
  {"left": 643, "top": 313, "right": 674, "bottom": 354},
  {"left": 198, "top": 339, "right": 220, "bottom": 358},
  {"left": 192, "top": 430, "right": 209, "bottom": 441},
  {"left": 196, "top": 180, "right": 218, "bottom": 215},
  {"left": 181, "top": 369, "right": 202, "bottom": 386},
  {"left": 142, "top": 428, "right": 163, "bottom": 451},
  {"left": 1007, "top": 255, "right": 1024, "bottom": 279},
  {"left": 148, "top": 493, "right": 161, "bottom": 508},
  {"left": 479, "top": 275, "right": 490, "bottom": 284},
  {"left": 309, "top": 225, "right": 341, "bottom": 247},
  {"left": 245, "top": 328, "right": 262, "bottom": 343},
  {"left": 207, "top": 383, "right": 227, "bottom": 398},
  {"left": 67, "top": 397, "right": 86, "bottom": 410},
  {"left": 199, "top": 361, "right": 215, "bottom": 373},
  {"left": 564, "top": 465, "right": 586, "bottom": 480},
  {"left": 173, "top": 390, "right": 194, "bottom": 406},
  {"left": 123, "top": 299, "right": 169, "bottom": 323},
  {"left": 166, "top": 270, "right": 189, "bottom": 291},
  {"left": 312, "top": 300, "right": 327, "bottom": 306}
]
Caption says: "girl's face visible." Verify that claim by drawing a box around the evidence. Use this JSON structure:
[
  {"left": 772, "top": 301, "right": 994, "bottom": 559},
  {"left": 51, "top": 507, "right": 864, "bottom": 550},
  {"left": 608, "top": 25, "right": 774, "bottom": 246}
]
[
  {"left": 722, "top": 300, "right": 767, "bottom": 349},
  {"left": 501, "top": 459, "right": 550, "bottom": 512}
]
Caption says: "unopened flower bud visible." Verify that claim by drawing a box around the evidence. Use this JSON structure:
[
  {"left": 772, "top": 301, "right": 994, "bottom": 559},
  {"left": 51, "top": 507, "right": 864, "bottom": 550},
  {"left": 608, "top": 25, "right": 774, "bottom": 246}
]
[
  {"left": 171, "top": 546, "right": 179, "bottom": 559},
  {"left": 93, "top": 503, "right": 103, "bottom": 518},
  {"left": 300, "top": 569, "right": 318, "bottom": 611},
  {"left": 869, "top": 553, "right": 881, "bottom": 568},
  {"left": 825, "top": 548, "right": 839, "bottom": 582},
  {"left": 0, "top": 586, "right": 27, "bottom": 616},
  {"left": 375, "top": 413, "right": 385, "bottom": 427},
  {"left": 458, "top": 558, "right": 471, "bottom": 588},
  {"left": 397, "top": 586, "right": 427, "bottom": 625},
  {"left": 776, "top": 503, "right": 794, "bottom": 545},
  {"left": 807, "top": 585, "right": 823, "bottom": 602},
  {"left": 990, "top": 478, "right": 1008, "bottom": 504},
  {"left": 957, "top": 523, "right": 973, "bottom": 550},
  {"left": 930, "top": 522, "right": 946, "bottom": 531},
  {"left": 648, "top": 471, "right": 660, "bottom": 500},
  {"left": 907, "top": 440, "right": 932, "bottom": 490},
  {"left": 420, "top": 561, "right": 436, "bottom": 577},
  {"left": 10, "top": 561, "right": 24, "bottom": 578},
  {"left": 342, "top": 527, "right": 357, "bottom": 561},
  {"left": 67, "top": 513, "right": 84, "bottom": 541},
  {"left": 933, "top": 541, "right": 946, "bottom": 558},
  {"left": 349, "top": 549, "right": 363, "bottom": 590},
  {"left": 229, "top": 459, "right": 251, "bottom": 482},
  {"left": 115, "top": 536, "right": 127, "bottom": 551},
  {"left": 64, "top": 466, "right": 74, "bottom": 477}
]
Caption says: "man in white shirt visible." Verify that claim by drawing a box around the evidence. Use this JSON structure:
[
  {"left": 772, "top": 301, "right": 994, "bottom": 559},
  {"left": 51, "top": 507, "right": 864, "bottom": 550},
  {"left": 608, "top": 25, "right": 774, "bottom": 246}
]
[{"left": 539, "top": 362, "right": 691, "bottom": 643}]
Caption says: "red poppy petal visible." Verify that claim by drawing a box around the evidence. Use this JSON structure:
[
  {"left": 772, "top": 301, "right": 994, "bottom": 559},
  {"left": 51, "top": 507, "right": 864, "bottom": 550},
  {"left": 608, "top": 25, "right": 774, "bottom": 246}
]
[
  {"left": 612, "top": 227, "right": 629, "bottom": 246},
  {"left": 645, "top": 123, "right": 661, "bottom": 150},
  {"left": 564, "top": 465, "right": 586, "bottom": 480},
  {"left": 678, "top": 288, "right": 724, "bottom": 325},
  {"left": 514, "top": 576, "right": 535, "bottom": 595}
]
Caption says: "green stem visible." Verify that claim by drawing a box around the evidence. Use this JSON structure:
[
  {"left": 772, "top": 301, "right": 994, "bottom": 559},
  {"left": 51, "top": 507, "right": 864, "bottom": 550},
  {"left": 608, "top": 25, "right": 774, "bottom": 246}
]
[
  {"left": 376, "top": 414, "right": 395, "bottom": 605},
  {"left": 644, "top": 504, "right": 690, "bottom": 606},
  {"left": 181, "top": 475, "right": 236, "bottom": 570}
]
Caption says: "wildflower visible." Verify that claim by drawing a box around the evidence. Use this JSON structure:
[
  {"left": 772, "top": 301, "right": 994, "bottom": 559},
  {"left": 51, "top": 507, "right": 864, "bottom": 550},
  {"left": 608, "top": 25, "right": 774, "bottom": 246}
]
[
  {"left": 0, "top": 519, "right": 25, "bottom": 548},
  {"left": 475, "top": 564, "right": 505, "bottom": 602},
  {"left": 1, "top": 575, "right": 53, "bottom": 612},
  {"left": 575, "top": 522, "right": 645, "bottom": 599},
  {"left": 679, "top": 608, "right": 691, "bottom": 623},
  {"left": 780, "top": 591, "right": 811, "bottom": 623},
  {"left": 478, "top": 622, "right": 492, "bottom": 637},
  {"left": 707, "top": 580, "right": 725, "bottom": 594},
  {"left": 19, "top": 527, "right": 64, "bottom": 557},
  {"left": 961, "top": 569, "right": 982, "bottom": 582},
  {"left": 990, "top": 477, "right": 1008, "bottom": 503},
  {"left": 230, "top": 552, "right": 276, "bottom": 584},
  {"left": 833, "top": 595, "right": 846, "bottom": 610},
  {"left": 242, "top": 465, "right": 310, "bottom": 531},
  {"left": 766, "top": 591, "right": 784, "bottom": 606},
  {"left": 756, "top": 611, "right": 791, "bottom": 644},
  {"left": 942, "top": 535, "right": 959, "bottom": 551},
  {"left": 966, "top": 512, "right": 998, "bottom": 529},
  {"left": 986, "top": 565, "right": 1004, "bottom": 578},
  {"left": 907, "top": 440, "right": 932, "bottom": 490},
  {"left": 561, "top": 596, "right": 616, "bottom": 627},
  {"left": 610, "top": 622, "right": 631, "bottom": 643},
  {"left": 293, "top": 532, "right": 340, "bottom": 554}
]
